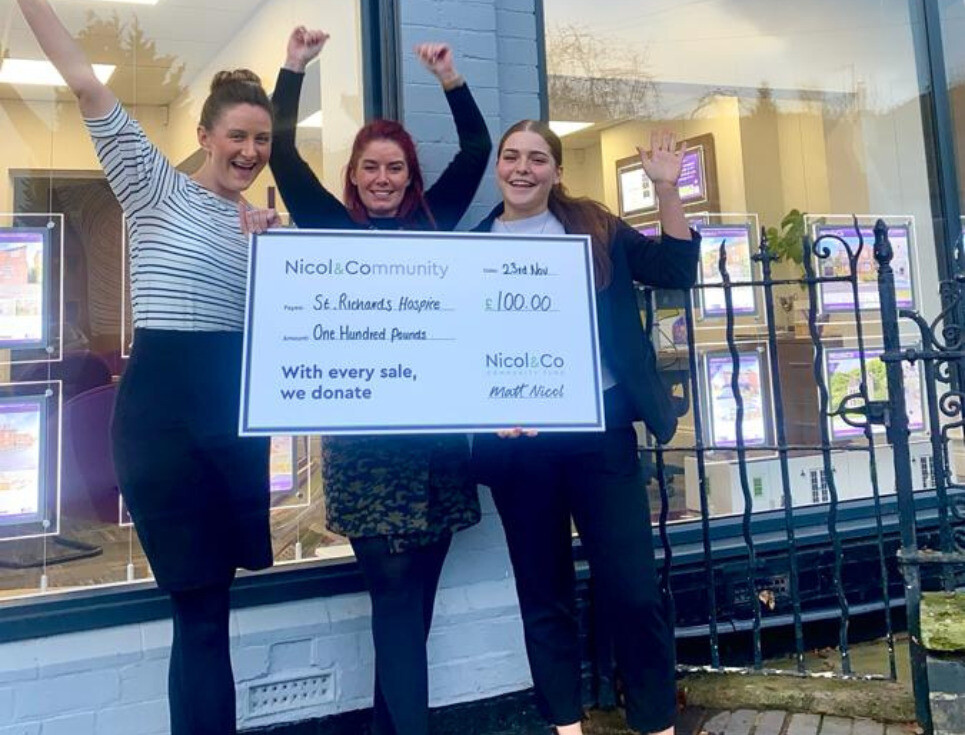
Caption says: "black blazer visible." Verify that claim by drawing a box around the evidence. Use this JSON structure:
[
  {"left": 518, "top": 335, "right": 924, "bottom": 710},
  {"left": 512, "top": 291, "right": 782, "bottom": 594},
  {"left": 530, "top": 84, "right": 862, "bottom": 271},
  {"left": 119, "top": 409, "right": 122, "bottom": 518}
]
[{"left": 472, "top": 204, "right": 700, "bottom": 444}]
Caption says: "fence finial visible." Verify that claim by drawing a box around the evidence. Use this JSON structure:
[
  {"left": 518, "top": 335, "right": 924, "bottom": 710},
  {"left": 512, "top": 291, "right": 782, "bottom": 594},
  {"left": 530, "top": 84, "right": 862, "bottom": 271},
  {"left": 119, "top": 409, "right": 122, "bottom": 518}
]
[{"left": 873, "top": 218, "right": 892, "bottom": 266}]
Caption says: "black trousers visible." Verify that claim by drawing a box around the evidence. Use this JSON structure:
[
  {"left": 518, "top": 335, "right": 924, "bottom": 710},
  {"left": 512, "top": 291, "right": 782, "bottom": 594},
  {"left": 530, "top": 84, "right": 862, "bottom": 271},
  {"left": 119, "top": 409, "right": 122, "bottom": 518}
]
[
  {"left": 168, "top": 583, "right": 236, "bottom": 735},
  {"left": 113, "top": 329, "right": 271, "bottom": 590},
  {"left": 350, "top": 534, "right": 452, "bottom": 735},
  {"left": 486, "top": 389, "right": 676, "bottom": 733}
]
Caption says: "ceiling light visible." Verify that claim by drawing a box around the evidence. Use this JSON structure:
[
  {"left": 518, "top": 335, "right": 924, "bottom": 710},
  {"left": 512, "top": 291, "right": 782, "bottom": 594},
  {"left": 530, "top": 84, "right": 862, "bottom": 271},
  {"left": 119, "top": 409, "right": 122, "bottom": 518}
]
[
  {"left": 0, "top": 59, "right": 115, "bottom": 87},
  {"left": 549, "top": 121, "right": 594, "bottom": 137},
  {"left": 297, "top": 111, "right": 323, "bottom": 129}
]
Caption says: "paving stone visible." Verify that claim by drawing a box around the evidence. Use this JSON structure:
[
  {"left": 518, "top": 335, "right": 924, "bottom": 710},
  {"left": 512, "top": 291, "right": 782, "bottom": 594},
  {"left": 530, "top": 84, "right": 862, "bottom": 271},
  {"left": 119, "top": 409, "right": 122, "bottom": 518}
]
[
  {"left": 851, "top": 719, "right": 884, "bottom": 735},
  {"left": 702, "top": 711, "right": 732, "bottom": 735},
  {"left": 820, "top": 717, "right": 854, "bottom": 735},
  {"left": 675, "top": 706, "right": 710, "bottom": 735},
  {"left": 787, "top": 714, "right": 822, "bottom": 735},
  {"left": 754, "top": 711, "right": 788, "bottom": 735},
  {"left": 725, "top": 710, "right": 757, "bottom": 735}
]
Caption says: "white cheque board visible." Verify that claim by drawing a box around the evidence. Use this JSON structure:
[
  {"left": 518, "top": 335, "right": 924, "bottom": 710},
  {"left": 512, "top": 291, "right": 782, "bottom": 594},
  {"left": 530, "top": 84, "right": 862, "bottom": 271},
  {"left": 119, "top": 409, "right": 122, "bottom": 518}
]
[{"left": 240, "top": 229, "right": 605, "bottom": 435}]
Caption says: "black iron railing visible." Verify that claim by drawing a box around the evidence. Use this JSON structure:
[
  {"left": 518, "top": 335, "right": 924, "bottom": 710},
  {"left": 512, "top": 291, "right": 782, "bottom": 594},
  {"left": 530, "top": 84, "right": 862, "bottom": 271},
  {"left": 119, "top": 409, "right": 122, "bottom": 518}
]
[
  {"left": 594, "top": 216, "right": 965, "bottom": 734},
  {"left": 876, "top": 219, "right": 965, "bottom": 733}
]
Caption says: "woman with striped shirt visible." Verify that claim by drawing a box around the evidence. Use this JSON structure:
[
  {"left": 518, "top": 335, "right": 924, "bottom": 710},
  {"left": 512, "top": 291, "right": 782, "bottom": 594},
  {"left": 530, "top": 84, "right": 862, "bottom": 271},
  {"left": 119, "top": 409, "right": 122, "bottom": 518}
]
[{"left": 16, "top": 2, "right": 275, "bottom": 733}]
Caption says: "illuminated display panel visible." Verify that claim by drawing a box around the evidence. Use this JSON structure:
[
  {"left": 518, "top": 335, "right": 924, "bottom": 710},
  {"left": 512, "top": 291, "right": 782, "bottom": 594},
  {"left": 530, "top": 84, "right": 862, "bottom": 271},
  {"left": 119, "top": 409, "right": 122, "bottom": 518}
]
[
  {"left": 695, "top": 223, "right": 756, "bottom": 317},
  {"left": 0, "top": 396, "right": 45, "bottom": 526},
  {"left": 814, "top": 223, "right": 914, "bottom": 312},
  {"left": 0, "top": 228, "right": 47, "bottom": 350}
]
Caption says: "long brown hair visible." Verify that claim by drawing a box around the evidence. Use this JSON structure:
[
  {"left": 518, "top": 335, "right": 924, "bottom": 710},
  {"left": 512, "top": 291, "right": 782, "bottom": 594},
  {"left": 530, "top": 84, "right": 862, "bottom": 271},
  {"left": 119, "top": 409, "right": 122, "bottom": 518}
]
[
  {"left": 344, "top": 119, "right": 436, "bottom": 229},
  {"left": 498, "top": 120, "right": 614, "bottom": 288},
  {"left": 200, "top": 70, "right": 273, "bottom": 130}
]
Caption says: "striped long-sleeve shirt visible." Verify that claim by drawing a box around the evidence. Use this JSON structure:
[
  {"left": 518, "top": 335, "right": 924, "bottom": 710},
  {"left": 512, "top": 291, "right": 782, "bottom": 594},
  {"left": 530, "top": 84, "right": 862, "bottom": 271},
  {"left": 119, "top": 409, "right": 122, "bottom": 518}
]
[{"left": 85, "top": 103, "right": 250, "bottom": 331}]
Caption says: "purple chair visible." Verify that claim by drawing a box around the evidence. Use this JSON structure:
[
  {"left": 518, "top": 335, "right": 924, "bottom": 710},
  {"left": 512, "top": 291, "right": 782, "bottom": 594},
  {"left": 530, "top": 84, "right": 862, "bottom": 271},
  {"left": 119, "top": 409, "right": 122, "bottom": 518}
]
[
  {"left": 60, "top": 383, "right": 120, "bottom": 524},
  {"left": 13, "top": 350, "right": 113, "bottom": 401}
]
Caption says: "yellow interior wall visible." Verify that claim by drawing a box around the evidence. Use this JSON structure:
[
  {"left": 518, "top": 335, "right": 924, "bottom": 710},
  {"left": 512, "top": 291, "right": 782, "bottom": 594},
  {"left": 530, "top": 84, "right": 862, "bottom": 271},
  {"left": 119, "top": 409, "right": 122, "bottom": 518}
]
[
  {"left": 0, "top": 99, "right": 171, "bottom": 210},
  {"left": 0, "top": 0, "right": 362, "bottom": 216},
  {"left": 164, "top": 0, "right": 362, "bottom": 207},
  {"left": 594, "top": 96, "right": 748, "bottom": 216}
]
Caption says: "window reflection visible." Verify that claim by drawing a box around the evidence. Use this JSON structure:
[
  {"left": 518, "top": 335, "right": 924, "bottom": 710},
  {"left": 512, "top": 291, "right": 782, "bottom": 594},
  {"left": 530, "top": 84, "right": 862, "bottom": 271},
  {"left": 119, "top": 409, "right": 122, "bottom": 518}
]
[
  {"left": 0, "top": 0, "right": 362, "bottom": 602},
  {"left": 543, "top": 0, "right": 939, "bottom": 522}
]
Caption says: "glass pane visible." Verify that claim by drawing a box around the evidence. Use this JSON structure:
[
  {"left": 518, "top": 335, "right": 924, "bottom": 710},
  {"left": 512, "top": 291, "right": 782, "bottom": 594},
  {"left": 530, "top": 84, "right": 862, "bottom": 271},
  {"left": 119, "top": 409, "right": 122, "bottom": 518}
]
[
  {"left": 543, "top": 0, "right": 939, "bottom": 521},
  {"left": 0, "top": 0, "right": 362, "bottom": 604},
  {"left": 940, "top": 0, "right": 965, "bottom": 216}
]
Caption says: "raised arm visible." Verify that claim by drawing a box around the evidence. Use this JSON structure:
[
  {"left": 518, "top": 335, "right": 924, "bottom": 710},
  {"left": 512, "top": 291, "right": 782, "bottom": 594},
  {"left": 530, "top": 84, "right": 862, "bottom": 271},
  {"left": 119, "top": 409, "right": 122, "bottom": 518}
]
[
  {"left": 16, "top": 0, "right": 115, "bottom": 118},
  {"left": 269, "top": 27, "right": 355, "bottom": 229},
  {"left": 418, "top": 44, "right": 492, "bottom": 231},
  {"left": 616, "top": 129, "right": 700, "bottom": 289}
]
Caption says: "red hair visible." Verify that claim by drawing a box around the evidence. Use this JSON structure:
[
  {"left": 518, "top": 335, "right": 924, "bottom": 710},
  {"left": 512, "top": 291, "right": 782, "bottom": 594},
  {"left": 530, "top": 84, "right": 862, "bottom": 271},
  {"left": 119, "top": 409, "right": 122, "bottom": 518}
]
[{"left": 343, "top": 119, "right": 436, "bottom": 229}]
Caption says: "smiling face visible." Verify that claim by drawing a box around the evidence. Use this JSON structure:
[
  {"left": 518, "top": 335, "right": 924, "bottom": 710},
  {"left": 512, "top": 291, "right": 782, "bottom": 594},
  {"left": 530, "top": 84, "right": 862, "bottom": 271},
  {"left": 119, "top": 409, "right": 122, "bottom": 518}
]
[
  {"left": 196, "top": 102, "right": 272, "bottom": 200},
  {"left": 349, "top": 139, "right": 412, "bottom": 218},
  {"left": 496, "top": 130, "right": 562, "bottom": 220}
]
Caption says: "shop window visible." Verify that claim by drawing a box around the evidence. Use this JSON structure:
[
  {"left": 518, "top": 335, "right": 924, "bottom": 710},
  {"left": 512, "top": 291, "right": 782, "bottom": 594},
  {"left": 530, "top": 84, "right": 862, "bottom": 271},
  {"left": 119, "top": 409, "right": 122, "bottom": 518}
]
[
  {"left": 0, "top": 0, "right": 364, "bottom": 604},
  {"left": 542, "top": 0, "right": 939, "bottom": 523}
]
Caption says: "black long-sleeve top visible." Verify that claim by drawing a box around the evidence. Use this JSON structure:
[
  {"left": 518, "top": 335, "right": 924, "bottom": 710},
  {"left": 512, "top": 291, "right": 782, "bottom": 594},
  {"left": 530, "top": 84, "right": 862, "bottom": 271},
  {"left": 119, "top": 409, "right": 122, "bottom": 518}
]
[
  {"left": 268, "top": 67, "right": 492, "bottom": 545},
  {"left": 269, "top": 68, "right": 492, "bottom": 231}
]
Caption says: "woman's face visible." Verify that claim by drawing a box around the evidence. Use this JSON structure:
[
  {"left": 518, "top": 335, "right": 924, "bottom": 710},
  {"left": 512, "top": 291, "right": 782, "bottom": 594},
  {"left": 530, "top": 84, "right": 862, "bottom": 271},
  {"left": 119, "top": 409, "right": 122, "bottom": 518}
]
[
  {"left": 350, "top": 139, "right": 412, "bottom": 218},
  {"left": 496, "top": 130, "right": 561, "bottom": 218},
  {"left": 197, "top": 103, "right": 272, "bottom": 198}
]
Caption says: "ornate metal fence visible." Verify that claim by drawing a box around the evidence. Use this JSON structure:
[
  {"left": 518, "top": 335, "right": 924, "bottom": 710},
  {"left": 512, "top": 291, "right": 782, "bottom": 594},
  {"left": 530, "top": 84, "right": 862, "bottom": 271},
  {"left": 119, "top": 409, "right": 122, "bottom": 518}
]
[{"left": 584, "top": 217, "right": 965, "bottom": 733}]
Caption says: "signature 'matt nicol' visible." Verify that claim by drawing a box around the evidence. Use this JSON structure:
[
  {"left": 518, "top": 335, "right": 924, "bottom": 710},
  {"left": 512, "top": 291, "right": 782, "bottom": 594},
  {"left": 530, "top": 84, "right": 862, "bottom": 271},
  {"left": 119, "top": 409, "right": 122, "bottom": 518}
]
[{"left": 285, "top": 258, "right": 450, "bottom": 279}]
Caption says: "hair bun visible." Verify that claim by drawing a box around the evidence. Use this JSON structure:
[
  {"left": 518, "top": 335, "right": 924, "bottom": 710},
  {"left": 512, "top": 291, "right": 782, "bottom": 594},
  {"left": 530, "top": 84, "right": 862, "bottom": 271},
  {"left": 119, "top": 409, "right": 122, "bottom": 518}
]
[{"left": 210, "top": 69, "right": 262, "bottom": 93}]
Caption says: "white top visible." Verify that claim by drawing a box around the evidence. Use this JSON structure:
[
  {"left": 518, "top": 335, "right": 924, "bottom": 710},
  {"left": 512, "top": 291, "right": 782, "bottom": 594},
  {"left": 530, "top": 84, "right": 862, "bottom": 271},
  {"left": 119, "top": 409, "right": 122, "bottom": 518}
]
[
  {"left": 85, "top": 103, "right": 250, "bottom": 331},
  {"left": 491, "top": 210, "right": 567, "bottom": 236},
  {"left": 491, "top": 210, "right": 617, "bottom": 390}
]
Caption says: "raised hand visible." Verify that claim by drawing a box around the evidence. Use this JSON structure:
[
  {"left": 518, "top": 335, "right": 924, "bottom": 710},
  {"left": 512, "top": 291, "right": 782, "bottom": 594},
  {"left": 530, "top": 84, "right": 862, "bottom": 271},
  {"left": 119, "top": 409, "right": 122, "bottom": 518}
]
[
  {"left": 636, "top": 130, "right": 684, "bottom": 189},
  {"left": 239, "top": 202, "right": 281, "bottom": 236},
  {"left": 285, "top": 26, "right": 330, "bottom": 73},
  {"left": 414, "top": 43, "right": 461, "bottom": 88}
]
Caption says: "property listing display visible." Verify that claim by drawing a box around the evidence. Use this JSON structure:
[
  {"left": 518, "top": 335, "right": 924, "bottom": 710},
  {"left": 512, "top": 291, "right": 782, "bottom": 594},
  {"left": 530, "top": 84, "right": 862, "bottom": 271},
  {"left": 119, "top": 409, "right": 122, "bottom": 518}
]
[
  {"left": 618, "top": 161, "right": 656, "bottom": 216},
  {"left": 703, "top": 351, "right": 771, "bottom": 447},
  {"left": 241, "top": 229, "right": 605, "bottom": 435},
  {"left": 695, "top": 223, "right": 757, "bottom": 317},
  {"left": 0, "top": 228, "right": 47, "bottom": 350},
  {"left": 676, "top": 146, "right": 707, "bottom": 204},
  {"left": 825, "top": 347, "right": 925, "bottom": 440},
  {"left": 269, "top": 435, "right": 295, "bottom": 494},
  {"left": 0, "top": 398, "right": 44, "bottom": 527},
  {"left": 813, "top": 222, "right": 915, "bottom": 312}
]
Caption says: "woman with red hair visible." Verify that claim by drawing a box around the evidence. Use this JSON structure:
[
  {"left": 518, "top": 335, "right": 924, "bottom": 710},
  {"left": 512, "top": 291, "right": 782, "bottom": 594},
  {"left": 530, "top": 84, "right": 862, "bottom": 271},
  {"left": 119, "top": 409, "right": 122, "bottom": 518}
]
[{"left": 261, "top": 27, "right": 491, "bottom": 735}]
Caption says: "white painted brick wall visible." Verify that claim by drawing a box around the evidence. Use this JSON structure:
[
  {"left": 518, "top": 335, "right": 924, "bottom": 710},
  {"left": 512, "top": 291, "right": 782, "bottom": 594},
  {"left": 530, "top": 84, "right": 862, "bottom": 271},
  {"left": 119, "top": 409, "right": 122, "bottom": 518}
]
[
  {"left": 0, "top": 1, "right": 544, "bottom": 730},
  {"left": 400, "top": 0, "right": 541, "bottom": 230},
  {"left": 0, "top": 492, "right": 534, "bottom": 733}
]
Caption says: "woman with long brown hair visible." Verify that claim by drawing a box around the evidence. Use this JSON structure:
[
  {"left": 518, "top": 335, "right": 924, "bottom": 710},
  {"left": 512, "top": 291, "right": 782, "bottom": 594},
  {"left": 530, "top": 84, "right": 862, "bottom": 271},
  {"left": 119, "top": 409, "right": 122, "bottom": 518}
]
[{"left": 473, "top": 120, "right": 700, "bottom": 735}]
